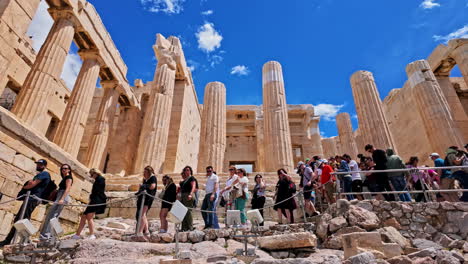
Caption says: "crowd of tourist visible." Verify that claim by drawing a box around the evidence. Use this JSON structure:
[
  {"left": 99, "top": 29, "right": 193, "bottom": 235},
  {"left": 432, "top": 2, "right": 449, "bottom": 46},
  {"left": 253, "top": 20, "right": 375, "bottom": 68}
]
[{"left": 0, "top": 143, "right": 467, "bottom": 245}]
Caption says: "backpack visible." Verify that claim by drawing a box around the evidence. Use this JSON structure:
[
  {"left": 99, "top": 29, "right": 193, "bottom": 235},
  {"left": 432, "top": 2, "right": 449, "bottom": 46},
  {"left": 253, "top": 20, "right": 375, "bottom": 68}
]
[{"left": 41, "top": 180, "right": 57, "bottom": 204}]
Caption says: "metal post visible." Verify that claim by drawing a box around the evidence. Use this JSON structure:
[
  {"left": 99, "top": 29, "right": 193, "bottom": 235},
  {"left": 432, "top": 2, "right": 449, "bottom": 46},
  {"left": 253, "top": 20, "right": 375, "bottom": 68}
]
[
  {"left": 174, "top": 223, "right": 180, "bottom": 259},
  {"left": 13, "top": 191, "right": 31, "bottom": 244},
  {"left": 135, "top": 190, "right": 146, "bottom": 235},
  {"left": 299, "top": 190, "right": 307, "bottom": 223}
]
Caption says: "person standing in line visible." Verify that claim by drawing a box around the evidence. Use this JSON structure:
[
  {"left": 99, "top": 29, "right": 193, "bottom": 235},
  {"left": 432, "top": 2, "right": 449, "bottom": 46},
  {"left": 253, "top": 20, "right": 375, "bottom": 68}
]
[
  {"left": 40, "top": 164, "right": 73, "bottom": 240},
  {"left": 344, "top": 154, "right": 363, "bottom": 200},
  {"left": 235, "top": 168, "right": 249, "bottom": 226},
  {"left": 135, "top": 166, "right": 157, "bottom": 236},
  {"left": 179, "top": 166, "right": 196, "bottom": 231},
  {"left": 365, "top": 144, "right": 395, "bottom": 201},
  {"left": 317, "top": 160, "right": 336, "bottom": 204},
  {"left": 220, "top": 166, "right": 239, "bottom": 211},
  {"left": 201, "top": 166, "right": 219, "bottom": 229},
  {"left": 0, "top": 159, "right": 51, "bottom": 247},
  {"left": 73, "top": 168, "right": 107, "bottom": 240},
  {"left": 336, "top": 155, "right": 354, "bottom": 200},
  {"left": 406, "top": 157, "right": 430, "bottom": 202},
  {"left": 159, "top": 175, "right": 176, "bottom": 233},
  {"left": 297, "top": 162, "right": 320, "bottom": 216},
  {"left": 273, "top": 169, "right": 294, "bottom": 224},
  {"left": 445, "top": 147, "right": 468, "bottom": 202},
  {"left": 251, "top": 174, "right": 266, "bottom": 226},
  {"left": 386, "top": 149, "right": 411, "bottom": 202}
]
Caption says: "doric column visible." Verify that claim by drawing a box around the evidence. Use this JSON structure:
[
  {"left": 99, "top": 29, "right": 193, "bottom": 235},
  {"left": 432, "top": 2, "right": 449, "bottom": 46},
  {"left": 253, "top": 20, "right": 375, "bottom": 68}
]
[
  {"left": 449, "top": 39, "right": 468, "bottom": 88},
  {"left": 262, "top": 61, "right": 294, "bottom": 172},
  {"left": 84, "top": 81, "right": 119, "bottom": 169},
  {"left": 12, "top": 14, "right": 76, "bottom": 133},
  {"left": 406, "top": 60, "right": 464, "bottom": 154},
  {"left": 350, "top": 71, "right": 396, "bottom": 151},
  {"left": 336, "top": 112, "right": 358, "bottom": 158},
  {"left": 134, "top": 63, "right": 176, "bottom": 173},
  {"left": 53, "top": 51, "right": 101, "bottom": 157},
  {"left": 255, "top": 109, "right": 266, "bottom": 172},
  {"left": 321, "top": 137, "right": 338, "bottom": 159},
  {"left": 197, "top": 82, "right": 226, "bottom": 172}
]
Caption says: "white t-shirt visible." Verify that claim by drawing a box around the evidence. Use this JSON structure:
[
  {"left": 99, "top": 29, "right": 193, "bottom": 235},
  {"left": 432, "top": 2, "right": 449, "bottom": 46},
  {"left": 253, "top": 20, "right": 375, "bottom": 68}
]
[
  {"left": 225, "top": 174, "right": 238, "bottom": 189},
  {"left": 349, "top": 160, "right": 361, "bottom": 181},
  {"left": 238, "top": 176, "right": 249, "bottom": 193},
  {"left": 205, "top": 173, "right": 219, "bottom": 194}
]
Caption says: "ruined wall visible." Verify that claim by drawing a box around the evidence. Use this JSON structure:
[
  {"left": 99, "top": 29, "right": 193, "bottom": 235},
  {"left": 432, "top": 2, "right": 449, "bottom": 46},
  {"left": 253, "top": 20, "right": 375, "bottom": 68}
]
[
  {"left": 163, "top": 81, "right": 201, "bottom": 173},
  {"left": 0, "top": 108, "right": 92, "bottom": 238}
]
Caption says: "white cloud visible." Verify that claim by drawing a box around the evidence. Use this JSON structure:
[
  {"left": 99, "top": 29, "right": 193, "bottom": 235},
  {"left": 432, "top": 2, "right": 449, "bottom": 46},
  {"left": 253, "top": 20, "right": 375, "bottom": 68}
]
[
  {"left": 187, "top": 60, "right": 198, "bottom": 72},
  {"left": 196, "top": 22, "right": 223, "bottom": 53},
  {"left": 140, "top": 0, "right": 185, "bottom": 14},
  {"left": 314, "top": 104, "right": 344, "bottom": 121},
  {"left": 209, "top": 54, "right": 223, "bottom": 67},
  {"left": 201, "top": 10, "right": 213, "bottom": 15},
  {"left": 420, "top": 0, "right": 440, "bottom": 9},
  {"left": 433, "top": 25, "right": 468, "bottom": 43},
  {"left": 27, "top": 0, "right": 82, "bottom": 90},
  {"left": 230, "top": 65, "right": 249, "bottom": 76},
  {"left": 27, "top": 1, "right": 53, "bottom": 52}
]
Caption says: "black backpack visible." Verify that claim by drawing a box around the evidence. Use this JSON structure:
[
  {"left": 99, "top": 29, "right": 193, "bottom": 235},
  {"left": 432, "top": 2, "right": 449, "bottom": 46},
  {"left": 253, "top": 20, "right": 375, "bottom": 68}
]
[{"left": 40, "top": 180, "right": 57, "bottom": 204}]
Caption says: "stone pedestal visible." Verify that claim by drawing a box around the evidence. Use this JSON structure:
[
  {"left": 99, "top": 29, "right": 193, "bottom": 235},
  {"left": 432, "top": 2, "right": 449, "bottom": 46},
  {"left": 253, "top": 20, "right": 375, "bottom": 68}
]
[
  {"left": 336, "top": 112, "right": 358, "bottom": 158},
  {"left": 262, "top": 61, "right": 294, "bottom": 172},
  {"left": 406, "top": 60, "right": 464, "bottom": 154},
  {"left": 350, "top": 71, "right": 396, "bottom": 151},
  {"left": 54, "top": 53, "right": 101, "bottom": 157},
  {"left": 84, "top": 82, "right": 119, "bottom": 169},
  {"left": 197, "top": 82, "right": 226, "bottom": 173},
  {"left": 12, "top": 16, "right": 75, "bottom": 133},
  {"left": 134, "top": 64, "right": 176, "bottom": 173}
]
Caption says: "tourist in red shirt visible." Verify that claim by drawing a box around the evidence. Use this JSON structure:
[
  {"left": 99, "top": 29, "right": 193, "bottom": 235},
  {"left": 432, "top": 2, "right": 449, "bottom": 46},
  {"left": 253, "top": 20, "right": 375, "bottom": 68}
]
[{"left": 317, "top": 160, "right": 336, "bottom": 204}]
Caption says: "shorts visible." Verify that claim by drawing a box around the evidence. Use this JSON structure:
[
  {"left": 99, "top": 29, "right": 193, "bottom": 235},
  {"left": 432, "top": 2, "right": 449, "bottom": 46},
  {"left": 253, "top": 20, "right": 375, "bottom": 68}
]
[
  {"left": 161, "top": 201, "right": 173, "bottom": 210},
  {"left": 303, "top": 185, "right": 313, "bottom": 199},
  {"left": 323, "top": 182, "right": 335, "bottom": 199},
  {"left": 83, "top": 204, "right": 106, "bottom": 215},
  {"left": 352, "top": 180, "right": 363, "bottom": 193}
]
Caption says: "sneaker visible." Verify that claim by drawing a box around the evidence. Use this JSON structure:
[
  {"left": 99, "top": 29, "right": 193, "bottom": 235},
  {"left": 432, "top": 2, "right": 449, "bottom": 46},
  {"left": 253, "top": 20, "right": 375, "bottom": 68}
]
[
  {"left": 40, "top": 234, "right": 51, "bottom": 241},
  {"left": 87, "top": 235, "right": 96, "bottom": 240},
  {"left": 71, "top": 235, "right": 81, "bottom": 240},
  {"left": 158, "top": 229, "right": 167, "bottom": 234},
  {"left": 311, "top": 211, "right": 320, "bottom": 216}
]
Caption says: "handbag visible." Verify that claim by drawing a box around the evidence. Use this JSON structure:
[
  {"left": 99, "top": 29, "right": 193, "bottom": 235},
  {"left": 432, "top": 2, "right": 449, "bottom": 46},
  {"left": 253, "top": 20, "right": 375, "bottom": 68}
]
[{"left": 158, "top": 190, "right": 165, "bottom": 199}]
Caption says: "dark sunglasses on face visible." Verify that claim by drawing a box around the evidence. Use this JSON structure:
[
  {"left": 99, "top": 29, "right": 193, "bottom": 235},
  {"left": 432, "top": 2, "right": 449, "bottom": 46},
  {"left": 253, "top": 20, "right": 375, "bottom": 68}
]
[{"left": 229, "top": 169, "right": 234, "bottom": 171}]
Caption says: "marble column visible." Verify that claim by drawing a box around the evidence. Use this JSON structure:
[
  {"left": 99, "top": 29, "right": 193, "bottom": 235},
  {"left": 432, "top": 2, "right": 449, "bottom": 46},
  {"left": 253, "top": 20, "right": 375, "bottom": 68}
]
[
  {"left": 449, "top": 39, "right": 468, "bottom": 88},
  {"left": 134, "top": 63, "right": 176, "bottom": 173},
  {"left": 84, "top": 81, "right": 119, "bottom": 169},
  {"left": 12, "top": 15, "right": 75, "bottom": 133},
  {"left": 350, "top": 71, "right": 396, "bottom": 152},
  {"left": 336, "top": 112, "right": 358, "bottom": 158},
  {"left": 53, "top": 52, "right": 101, "bottom": 157},
  {"left": 197, "top": 82, "right": 226, "bottom": 172},
  {"left": 262, "top": 61, "right": 294, "bottom": 172},
  {"left": 303, "top": 116, "right": 324, "bottom": 159},
  {"left": 255, "top": 109, "right": 266, "bottom": 172},
  {"left": 321, "top": 137, "right": 338, "bottom": 159},
  {"left": 406, "top": 60, "right": 464, "bottom": 154}
]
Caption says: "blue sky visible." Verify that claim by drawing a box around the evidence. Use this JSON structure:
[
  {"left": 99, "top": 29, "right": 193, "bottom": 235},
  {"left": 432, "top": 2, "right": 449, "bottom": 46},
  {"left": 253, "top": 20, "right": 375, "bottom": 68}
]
[{"left": 28, "top": 0, "right": 467, "bottom": 138}]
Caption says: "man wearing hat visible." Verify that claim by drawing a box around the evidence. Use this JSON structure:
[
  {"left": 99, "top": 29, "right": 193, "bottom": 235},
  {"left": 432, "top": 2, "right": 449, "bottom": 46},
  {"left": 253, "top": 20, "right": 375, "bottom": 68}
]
[{"left": 0, "top": 159, "right": 51, "bottom": 247}]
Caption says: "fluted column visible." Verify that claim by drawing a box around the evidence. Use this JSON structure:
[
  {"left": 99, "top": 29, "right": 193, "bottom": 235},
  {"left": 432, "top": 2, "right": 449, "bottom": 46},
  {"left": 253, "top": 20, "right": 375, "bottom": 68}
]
[
  {"left": 350, "top": 71, "right": 396, "bottom": 151},
  {"left": 406, "top": 60, "right": 464, "bottom": 154},
  {"left": 262, "top": 61, "right": 294, "bottom": 172},
  {"left": 134, "top": 64, "right": 176, "bottom": 173},
  {"left": 197, "top": 82, "right": 226, "bottom": 172},
  {"left": 336, "top": 112, "right": 358, "bottom": 158},
  {"left": 53, "top": 52, "right": 101, "bottom": 157},
  {"left": 12, "top": 14, "right": 76, "bottom": 133},
  {"left": 255, "top": 109, "right": 266, "bottom": 172},
  {"left": 321, "top": 137, "right": 338, "bottom": 159},
  {"left": 449, "top": 39, "right": 468, "bottom": 88},
  {"left": 84, "top": 81, "right": 119, "bottom": 169}
]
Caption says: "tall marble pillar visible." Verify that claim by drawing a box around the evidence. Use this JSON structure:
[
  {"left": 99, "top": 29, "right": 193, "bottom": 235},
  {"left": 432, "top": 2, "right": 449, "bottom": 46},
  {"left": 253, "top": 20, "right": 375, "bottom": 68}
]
[
  {"left": 406, "top": 60, "right": 464, "bottom": 154},
  {"left": 262, "top": 61, "right": 294, "bottom": 172},
  {"left": 303, "top": 116, "right": 324, "bottom": 159},
  {"left": 449, "top": 39, "right": 468, "bottom": 88},
  {"left": 53, "top": 52, "right": 101, "bottom": 157},
  {"left": 84, "top": 81, "right": 119, "bottom": 169},
  {"left": 321, "top": 137, "right": 338, "bottom": 159},
  {"left": 336, "top": 112, "right": 358, "bottom": 158},
  {"left": 255, "top": 109, "right": 266, "bottom": 172},
  {"left": 350, "top": 71, "right": 396, "bottom": 151},
  {"left": 12, "top": 15, "right": 75, "bottom": 133},
  {"left": 197, "top": 82, "right": 226, "bottom": 172},
  {"left": 134, "top": 63, "right": 176, "bottom": 173}
]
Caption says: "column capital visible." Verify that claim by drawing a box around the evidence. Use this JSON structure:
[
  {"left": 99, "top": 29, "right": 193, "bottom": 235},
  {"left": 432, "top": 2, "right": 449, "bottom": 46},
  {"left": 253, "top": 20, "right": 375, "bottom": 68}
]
[
  {"left": 78, "top": 49, "right": 104, "bottom": 66},
  {"left": 100, "top": 80, "right": 119, "bottom": 89},
  {"left": 48, "top": 8, "right": 79, "bottom": 28}
]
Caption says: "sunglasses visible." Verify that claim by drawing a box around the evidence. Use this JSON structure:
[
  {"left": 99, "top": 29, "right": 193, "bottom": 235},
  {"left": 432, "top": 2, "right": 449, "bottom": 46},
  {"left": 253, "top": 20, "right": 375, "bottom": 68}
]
[
  {"left": 61, "top": 167, "right": 70, "bottom": 170},
  {"left": 229, "top": 169, "right": 234, "bottom": 171}
]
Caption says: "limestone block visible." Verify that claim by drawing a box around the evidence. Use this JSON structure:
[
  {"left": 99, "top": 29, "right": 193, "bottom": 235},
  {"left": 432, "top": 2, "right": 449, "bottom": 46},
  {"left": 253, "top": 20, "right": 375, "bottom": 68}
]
[
  {"left": 0, "top": 211, "right": 14, "bottom": 235},
  {"left": 257, "top": 232, "right": 317, "bottom": 250},
  {"left": 31, "top": 204, "right": 46, "bottom": 221},
  {"left": 12, "top": 154, "right": 35, "bottom": 173},
  {"left": 342, "top": 232, "right": 402, "bottom": 259},
  {"left": 347, "top": 205, "right": 380, "bottom": 231},
  {"left": 0, "top": 142, "right": 15, "bottom": 163},
  {"left": 0, "top": 179, "right": 21, "bottom": 198}
]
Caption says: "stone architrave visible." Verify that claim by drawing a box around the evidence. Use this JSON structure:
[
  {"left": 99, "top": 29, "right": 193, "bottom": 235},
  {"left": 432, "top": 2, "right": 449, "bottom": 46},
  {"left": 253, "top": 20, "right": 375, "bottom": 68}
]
[
  {"left": 53, "top": 52, "right": 101, "bottom": 157},
  {"left": 350, "top": 71, "right": 396, "bottom": 151},
  {"left": 262, "top": 61, "right": 294, "bottom": 172},
  {"left": 406, "top": 60, "right": 464, "bottom": 154},
  {"left": 449, "top": 39, "right": 468, "bottom": 88},
  {"left": 84, "top": 81, "right": 119, "bottom": 169},
  {"left": 197, "top": 82, "right": 226, "bottom": 173},
  {"left": 336, "top": 112, "right": 358, "bottom": 158},
  {"left": 12, "top": 14, "right": 76, "bottom": 133}
]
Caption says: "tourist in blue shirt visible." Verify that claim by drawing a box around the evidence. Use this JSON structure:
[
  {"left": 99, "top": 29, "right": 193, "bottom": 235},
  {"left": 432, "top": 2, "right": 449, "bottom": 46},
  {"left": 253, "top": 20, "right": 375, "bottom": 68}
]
[
  {"left": 431, "top": 151, "right": 457, "bottom": 202},
  {"left": 0, "top": 159, "right": 51, "bottom": 247}
]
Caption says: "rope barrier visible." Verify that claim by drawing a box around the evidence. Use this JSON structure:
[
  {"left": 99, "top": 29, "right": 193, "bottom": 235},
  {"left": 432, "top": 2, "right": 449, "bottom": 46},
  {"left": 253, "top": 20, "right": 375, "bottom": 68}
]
[
  {"left": 0, "top": 194, "right": 25, "bottom": 205},
  {"left": 331, "top": 165, "right": 468, "bottom": 175}
]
